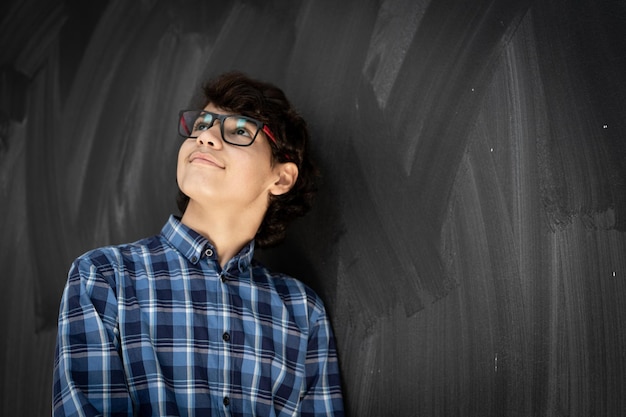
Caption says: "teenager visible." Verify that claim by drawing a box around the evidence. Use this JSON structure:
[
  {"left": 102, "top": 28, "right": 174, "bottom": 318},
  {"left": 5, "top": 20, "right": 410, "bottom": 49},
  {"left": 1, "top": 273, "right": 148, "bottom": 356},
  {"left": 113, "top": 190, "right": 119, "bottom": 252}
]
[{"left": 52, "top": 72, "right": 344, "bottom": 416}]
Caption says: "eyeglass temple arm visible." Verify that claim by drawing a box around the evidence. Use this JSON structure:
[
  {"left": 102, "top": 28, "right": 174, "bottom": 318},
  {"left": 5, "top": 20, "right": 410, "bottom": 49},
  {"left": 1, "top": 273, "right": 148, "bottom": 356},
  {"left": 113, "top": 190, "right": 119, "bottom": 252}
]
[
  {"left": 262, "top": 125, "right": 277, "bottom": 145},
  {"left": 180, "top": 115, "right": 191, "bottom": 136}
]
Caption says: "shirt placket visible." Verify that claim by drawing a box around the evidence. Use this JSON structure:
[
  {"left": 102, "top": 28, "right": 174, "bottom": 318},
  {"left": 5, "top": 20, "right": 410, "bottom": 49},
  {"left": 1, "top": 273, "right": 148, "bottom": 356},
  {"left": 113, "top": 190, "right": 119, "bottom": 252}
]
[
  {"left": 202, "top": 248, "right": 232, "bottom": 415},
  {"left": 217, "top": 267, "right": 232, "bottom": 415}
]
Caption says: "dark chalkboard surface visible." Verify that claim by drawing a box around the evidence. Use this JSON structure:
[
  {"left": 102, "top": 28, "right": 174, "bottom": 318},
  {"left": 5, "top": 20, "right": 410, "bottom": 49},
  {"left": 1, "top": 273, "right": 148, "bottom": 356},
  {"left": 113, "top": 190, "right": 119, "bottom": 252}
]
[{"left": 2, "top": 0, "right": 625, "bottom": 415}]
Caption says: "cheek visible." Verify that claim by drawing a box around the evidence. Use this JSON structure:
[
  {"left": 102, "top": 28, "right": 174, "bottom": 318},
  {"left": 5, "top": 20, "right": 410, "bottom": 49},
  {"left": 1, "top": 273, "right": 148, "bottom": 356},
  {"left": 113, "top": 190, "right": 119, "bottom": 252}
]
[{"left": 176, "top": 142, "right": 191, "bottom": 183}]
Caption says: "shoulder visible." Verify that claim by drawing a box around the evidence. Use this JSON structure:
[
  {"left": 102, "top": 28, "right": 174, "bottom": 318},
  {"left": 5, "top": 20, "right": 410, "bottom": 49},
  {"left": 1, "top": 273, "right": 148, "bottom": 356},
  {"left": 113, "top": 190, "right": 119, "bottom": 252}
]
[
  {"left": 249, "top": 259, "right": 328, "bottom": 322},
  {"left": 69, "top": 234, "right": 166, "bottom": 284},
  {"left": 74, "top": 235, "right": 160, "bottom": 264}
]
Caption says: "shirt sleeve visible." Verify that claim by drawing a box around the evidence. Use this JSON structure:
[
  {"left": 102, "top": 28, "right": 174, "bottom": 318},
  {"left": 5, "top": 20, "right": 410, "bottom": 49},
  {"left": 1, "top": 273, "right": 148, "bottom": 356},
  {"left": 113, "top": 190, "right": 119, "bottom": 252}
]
[
  {"left": 298, "top": 310, "right": 345, "bottom": 416},
  {"left": 52, "top": 255, "right": 133, "bottom": 417}
]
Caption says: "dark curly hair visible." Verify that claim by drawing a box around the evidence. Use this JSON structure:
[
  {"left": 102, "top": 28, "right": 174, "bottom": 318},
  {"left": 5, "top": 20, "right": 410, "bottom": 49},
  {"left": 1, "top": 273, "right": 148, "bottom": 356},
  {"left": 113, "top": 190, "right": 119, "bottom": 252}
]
[{"left": 177, "top": 71, "right": 318, "bottom": 248}]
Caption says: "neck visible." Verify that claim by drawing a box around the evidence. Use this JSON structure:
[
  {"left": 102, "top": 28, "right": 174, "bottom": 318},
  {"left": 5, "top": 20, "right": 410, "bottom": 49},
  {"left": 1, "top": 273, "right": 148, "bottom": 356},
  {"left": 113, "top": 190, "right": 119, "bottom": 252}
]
[{"left": 180, "top": 200, "right": 262, "bottom": 268}]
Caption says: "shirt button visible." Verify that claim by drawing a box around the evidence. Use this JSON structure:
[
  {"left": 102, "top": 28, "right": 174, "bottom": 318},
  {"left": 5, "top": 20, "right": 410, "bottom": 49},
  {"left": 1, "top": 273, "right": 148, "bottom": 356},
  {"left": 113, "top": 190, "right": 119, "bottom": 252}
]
[
  {"left": 222, "top": 332, "right": 230, "bottom": 342},
  {"left": 190, "top": 256, "right": 197, "bottom": 263},
  {"left": 205, "top": 248, "right": 213, "bottom": 257},
  {"left": 223, "top": 396, "right": 230, "bottom": 406}
]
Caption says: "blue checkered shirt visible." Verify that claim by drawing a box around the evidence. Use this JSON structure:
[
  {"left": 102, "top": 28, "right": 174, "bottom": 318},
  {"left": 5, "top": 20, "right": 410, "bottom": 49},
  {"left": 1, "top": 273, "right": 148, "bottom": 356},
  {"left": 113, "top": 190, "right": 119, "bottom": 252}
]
[{"left": 52, "top": 215, "right": 344, "bottom": 416}]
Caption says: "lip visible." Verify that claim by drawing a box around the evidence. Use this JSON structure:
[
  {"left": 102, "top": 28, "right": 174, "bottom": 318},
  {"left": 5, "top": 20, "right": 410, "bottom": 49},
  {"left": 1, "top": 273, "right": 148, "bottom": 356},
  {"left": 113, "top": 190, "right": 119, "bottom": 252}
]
[{"left": 189, "top": 151, "right": 225, "bottom": 169}]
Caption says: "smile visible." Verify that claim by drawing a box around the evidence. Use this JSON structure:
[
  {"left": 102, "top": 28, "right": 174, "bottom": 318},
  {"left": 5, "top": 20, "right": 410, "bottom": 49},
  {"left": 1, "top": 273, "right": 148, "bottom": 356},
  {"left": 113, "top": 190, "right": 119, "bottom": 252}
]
[{"left": 189, "top": 152, "right": 225, "bottom": 169}]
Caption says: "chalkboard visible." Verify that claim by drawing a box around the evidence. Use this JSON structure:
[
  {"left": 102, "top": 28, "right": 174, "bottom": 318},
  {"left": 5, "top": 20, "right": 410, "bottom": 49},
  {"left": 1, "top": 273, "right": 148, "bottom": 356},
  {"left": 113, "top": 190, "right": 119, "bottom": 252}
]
[{"left": 1, "top": 0, "right": 625, "bottom": 415}]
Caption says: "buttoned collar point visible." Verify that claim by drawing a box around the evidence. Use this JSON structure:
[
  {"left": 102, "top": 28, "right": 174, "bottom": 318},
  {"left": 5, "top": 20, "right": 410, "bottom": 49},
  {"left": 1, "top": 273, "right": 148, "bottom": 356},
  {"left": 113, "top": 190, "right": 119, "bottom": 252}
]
[{"left": 160, "top": 215, "right": 254, "bottom": 274}]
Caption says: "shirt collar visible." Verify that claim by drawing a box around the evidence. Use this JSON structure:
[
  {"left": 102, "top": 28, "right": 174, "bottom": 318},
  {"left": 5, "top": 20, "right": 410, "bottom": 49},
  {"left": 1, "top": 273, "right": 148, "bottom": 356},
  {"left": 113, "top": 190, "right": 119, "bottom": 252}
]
[{"left": 161, "top": 215, "right": 255, "bottom": 273}]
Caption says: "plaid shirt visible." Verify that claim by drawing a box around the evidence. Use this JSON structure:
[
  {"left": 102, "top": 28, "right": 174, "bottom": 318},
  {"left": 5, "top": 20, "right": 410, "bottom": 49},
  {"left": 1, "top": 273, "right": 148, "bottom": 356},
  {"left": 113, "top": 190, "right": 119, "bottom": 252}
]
[{"left": 52, "top": 216, "right": 344, "bottom": 416}]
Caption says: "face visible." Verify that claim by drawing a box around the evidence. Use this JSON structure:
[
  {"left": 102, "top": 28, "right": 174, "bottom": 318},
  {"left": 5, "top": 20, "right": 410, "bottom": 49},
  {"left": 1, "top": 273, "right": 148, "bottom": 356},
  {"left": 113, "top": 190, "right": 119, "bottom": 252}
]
[{"left": 177, "top": 103, "right": 285, "bottom": 214}]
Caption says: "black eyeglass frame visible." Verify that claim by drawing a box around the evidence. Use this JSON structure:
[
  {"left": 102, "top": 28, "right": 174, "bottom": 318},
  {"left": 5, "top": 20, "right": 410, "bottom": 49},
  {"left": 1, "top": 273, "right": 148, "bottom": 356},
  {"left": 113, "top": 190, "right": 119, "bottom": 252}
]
[{"left": 178, "top": 109, "right": 277, "bottom": 147}]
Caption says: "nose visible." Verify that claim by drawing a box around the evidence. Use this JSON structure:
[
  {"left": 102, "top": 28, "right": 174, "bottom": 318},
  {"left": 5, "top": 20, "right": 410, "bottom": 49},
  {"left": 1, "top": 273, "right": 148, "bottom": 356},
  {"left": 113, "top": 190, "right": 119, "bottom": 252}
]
[{"left": 195, "top": 123, "right": 223, "bottom": 149}]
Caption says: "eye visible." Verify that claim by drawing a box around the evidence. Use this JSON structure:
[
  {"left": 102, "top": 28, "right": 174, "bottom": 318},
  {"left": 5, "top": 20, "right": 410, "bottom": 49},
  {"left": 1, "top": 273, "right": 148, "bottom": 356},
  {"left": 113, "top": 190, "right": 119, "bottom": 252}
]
[
  {"left": 192, "top": 114, "right": 214, "bottom": 132},
  {"left": 234, "top": 126, "right": 252, "bottom": 137},
  {"left": 228, "top": 117, "right": 255, "bottom": 137},
  {"left": 194, "top": 121, "right": 211, "bottom": 131}
]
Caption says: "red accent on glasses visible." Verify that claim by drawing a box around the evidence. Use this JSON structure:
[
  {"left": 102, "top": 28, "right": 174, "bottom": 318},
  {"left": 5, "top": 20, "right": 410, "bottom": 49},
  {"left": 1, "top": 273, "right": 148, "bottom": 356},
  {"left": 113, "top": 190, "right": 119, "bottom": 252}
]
[
  {"left": 262, "top": 125, "right": 293, "bottom": 161},
  {"left": 180, "top": 115, "right": 191, "bottom": 136},
  {"left": 262, "top": 125, "right": 277, "bottom": 145}
]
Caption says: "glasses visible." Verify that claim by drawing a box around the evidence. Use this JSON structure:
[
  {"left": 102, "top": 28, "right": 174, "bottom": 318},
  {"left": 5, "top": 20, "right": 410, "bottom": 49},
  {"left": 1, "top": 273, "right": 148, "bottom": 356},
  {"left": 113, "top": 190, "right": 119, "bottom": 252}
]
[{"left": 178, "top": 110, "right": 277, "bottom": 147}]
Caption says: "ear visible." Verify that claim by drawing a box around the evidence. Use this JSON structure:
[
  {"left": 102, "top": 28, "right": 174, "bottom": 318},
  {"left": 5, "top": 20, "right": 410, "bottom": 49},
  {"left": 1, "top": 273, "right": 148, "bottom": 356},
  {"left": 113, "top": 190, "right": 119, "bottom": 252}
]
[{"left": 270, "top": 162, "right": 299, "bottom": 196}]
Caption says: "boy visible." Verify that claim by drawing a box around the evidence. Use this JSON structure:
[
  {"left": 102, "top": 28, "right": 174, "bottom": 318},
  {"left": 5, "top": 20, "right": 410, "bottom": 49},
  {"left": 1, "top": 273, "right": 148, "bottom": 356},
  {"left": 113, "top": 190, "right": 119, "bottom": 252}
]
[{"left": 52, "top": 72, "right": 344, "bottom": 416}]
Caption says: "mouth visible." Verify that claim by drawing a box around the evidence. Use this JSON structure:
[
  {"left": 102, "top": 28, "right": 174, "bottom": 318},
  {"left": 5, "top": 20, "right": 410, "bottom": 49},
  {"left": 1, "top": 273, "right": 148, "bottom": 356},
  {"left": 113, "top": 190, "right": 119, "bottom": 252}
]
[{"left": 189, "top": 152, "right": 225, "bottom": 169}]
